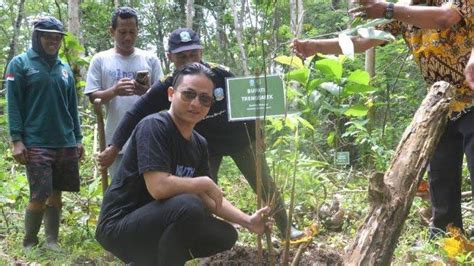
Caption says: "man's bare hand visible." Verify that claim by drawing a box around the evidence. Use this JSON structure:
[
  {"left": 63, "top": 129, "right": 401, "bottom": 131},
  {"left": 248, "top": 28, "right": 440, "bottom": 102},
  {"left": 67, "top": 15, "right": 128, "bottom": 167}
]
[
  {"left": 113, "top": 78, "right": 135, "bottom": 96},
  {"left": 195, "top": 176, "right": 223, "bottom": 210},
  {"left": 246, "top": 206, "right": 272, "bottom": 235},
  {"left": 77, "top": 143, "right": 85, "bottom": 160},
  {"left": 133, "top": 80, "right": 149, "bottom": 95},
  {"left": 98, "top": 145, "right": 120, "bottom": 169},
  {"left": 292, "top": 39, "right": 318, "bottom": 59},
  {"left": 465, "top": 52, "right": 474, "bottom": 90},
  {"left": 349, "top": 0, "right": 387, "bottom": 19},
  {"left": 12, "top": 141, "right": 28, "bottom": 165}
]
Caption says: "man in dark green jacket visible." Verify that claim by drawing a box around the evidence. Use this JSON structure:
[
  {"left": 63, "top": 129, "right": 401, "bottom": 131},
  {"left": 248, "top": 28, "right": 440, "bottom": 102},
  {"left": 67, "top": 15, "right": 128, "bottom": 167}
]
[{"left": 6, "top": 16, "right": 83, "bottom": 251}]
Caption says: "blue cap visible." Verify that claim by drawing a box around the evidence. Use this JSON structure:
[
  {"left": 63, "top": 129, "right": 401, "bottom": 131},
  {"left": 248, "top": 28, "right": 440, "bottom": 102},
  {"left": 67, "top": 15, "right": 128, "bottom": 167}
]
[
  {"left": 33, "top": 16, "right": 66, "bottom": 35},
  {"left": 168, "top": 28, "right": 203, "bottom": 53}
]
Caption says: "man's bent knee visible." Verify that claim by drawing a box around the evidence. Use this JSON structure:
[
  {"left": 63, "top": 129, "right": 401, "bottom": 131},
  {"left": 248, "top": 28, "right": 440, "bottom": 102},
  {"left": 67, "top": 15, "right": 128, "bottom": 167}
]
[{"left": 28, "top": 200, "right": 46, "bottom": 211}]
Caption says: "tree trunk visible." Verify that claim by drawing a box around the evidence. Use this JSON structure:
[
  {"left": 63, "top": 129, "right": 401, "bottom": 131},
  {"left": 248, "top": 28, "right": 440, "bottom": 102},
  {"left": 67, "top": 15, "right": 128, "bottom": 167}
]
[
  {"left": 290, "top": 0, "right": 303, "bottom": 38},
  {"left": 2, "top": 0, "right": 26, "bottom": 90},
  {"left": 229, "top": 0, "right": 249, "bottom": 75},
  {"left": 186, "top": 0, "right": 194, "bottom": 29},
  {"left": 343, "top": 81, "right": 455, "bottom": 265},
  {"left": 213, "top": 1, "right": 230, "bottom": 67},
  {"left": 68, "top": 0, "right": 81, "bottom": 38},
  {"left": 152, "top": 3, "right": 169, "bottom": 72},
  {"left": 365, "top": 48, "right": 375, "bottom": 78}
]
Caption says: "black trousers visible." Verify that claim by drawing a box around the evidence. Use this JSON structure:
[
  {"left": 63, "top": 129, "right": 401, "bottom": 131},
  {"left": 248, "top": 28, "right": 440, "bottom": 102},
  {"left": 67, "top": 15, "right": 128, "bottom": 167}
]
[
  {"left": 96, "top": 194, "right": 237, "bottom": 266},
  {"left": 209, "top": 142, "right": 289, "bottom": 236},
  {"left": 429, "top": 110, "right": 474, "bottom": 232}
]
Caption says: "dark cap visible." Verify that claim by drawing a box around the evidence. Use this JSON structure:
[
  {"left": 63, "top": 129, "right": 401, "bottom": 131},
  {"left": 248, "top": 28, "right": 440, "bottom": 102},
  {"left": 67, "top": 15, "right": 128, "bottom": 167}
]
[
  {"left": 168, "top": 28, "right": 203, "bottom": 54},
  {"left": 33, "top": 16, "right": 66, "bottom": 35}
]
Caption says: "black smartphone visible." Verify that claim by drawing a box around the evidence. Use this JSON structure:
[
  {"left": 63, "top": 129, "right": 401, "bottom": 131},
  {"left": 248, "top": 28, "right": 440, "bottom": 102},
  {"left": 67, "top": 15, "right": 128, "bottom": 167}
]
[{"left": 135, "top": 70, "right": 149, "bottom": 85}]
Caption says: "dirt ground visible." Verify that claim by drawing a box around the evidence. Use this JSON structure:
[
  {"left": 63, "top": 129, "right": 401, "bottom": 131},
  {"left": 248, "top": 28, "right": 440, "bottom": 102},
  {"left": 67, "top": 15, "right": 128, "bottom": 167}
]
[{"left": 199, "top": 244, "right": 343, "bottom": 265}]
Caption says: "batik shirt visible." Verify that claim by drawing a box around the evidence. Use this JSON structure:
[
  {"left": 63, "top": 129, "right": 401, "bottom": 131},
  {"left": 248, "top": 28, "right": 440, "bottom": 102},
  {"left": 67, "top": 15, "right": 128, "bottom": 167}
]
[{"left": 379, "top": 0, "right": 473, "bottom": 112}]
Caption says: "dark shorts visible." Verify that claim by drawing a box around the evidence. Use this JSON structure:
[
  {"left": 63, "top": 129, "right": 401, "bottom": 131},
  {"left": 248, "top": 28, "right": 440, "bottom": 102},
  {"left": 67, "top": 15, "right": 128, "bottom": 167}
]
[{"left": 26, "top": 147, "right": 80, "bottom": 201}]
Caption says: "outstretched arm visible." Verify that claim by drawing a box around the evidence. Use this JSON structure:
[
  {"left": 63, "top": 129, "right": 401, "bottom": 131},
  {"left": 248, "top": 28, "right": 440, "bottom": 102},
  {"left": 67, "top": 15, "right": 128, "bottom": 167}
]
[
  {"left": 199, "top": 193, "right": 271, "bottom": 235},
  {"left": 351, "top": 0, "right": 462, "bottom": 30},
  {"left": 292, "top": 37, "right": 385, "bottom": 58},
  {"left": 98, "top": 78, "right": 171, "bottom": 168}
]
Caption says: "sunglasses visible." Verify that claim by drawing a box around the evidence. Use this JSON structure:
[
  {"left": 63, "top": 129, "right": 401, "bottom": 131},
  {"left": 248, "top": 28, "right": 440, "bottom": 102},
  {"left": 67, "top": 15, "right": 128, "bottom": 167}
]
[{"left": 177, "top": 89, "right": 214, "bottom": 107}]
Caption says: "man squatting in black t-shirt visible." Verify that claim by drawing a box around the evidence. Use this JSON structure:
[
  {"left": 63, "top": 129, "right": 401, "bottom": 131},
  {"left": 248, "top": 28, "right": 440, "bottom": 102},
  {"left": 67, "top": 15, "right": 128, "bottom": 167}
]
[
  {"left": 95, "top": 63, "right": 271, "bottom": 265},
  {"left": 98, "top": 28, "right": 303, "bottom": 239}
]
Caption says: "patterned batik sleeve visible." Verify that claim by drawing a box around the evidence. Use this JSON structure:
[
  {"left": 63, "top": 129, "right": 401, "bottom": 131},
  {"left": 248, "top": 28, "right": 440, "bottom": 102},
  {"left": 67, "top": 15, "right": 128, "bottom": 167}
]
[
  {"left": 447, "top": 0, "right": 473, "bottom": 41},
  {"left": 446, "top": 0, "right": 472, "bottom": 19},
  {"left": 375, "top": 20, "right": 404, "bottom": 37}
]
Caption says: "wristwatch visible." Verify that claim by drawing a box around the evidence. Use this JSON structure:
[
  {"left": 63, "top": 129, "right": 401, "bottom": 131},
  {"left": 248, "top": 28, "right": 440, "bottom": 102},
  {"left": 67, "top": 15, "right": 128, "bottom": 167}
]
[{"left": 383, "top": 2, "right": 395, "bottom": 19}]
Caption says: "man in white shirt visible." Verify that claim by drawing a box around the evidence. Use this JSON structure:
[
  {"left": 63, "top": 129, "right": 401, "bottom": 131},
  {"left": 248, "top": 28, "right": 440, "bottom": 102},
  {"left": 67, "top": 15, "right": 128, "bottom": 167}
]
[{"left": 85, "top": 6, "right": 163, "bottom": 179}]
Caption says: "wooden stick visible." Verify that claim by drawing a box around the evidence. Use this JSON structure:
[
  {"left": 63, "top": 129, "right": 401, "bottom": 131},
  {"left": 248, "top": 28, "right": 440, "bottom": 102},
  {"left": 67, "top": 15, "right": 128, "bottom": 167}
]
[
  {"left": 93, "top": 98, "right": 109, "bottom": 194},
  {"left": 291, "top": 242, "right": 309, "bottom": 266}
]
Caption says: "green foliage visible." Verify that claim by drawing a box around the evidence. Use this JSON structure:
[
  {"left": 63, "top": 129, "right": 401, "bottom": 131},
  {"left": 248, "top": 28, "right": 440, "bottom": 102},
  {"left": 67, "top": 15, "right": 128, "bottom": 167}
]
[{"left": 0, "top": 0, "right": 471, "bottom": 264}]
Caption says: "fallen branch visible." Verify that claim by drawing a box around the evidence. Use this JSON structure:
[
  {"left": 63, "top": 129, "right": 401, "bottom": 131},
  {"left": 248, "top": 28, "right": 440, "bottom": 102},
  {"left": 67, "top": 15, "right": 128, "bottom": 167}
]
[{"left": 291, "top": 242, "right": 310, "bottom": 266}]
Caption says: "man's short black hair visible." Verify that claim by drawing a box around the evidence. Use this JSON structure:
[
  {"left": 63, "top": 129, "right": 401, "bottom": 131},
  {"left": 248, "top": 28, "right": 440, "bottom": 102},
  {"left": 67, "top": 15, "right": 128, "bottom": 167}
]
[
  {"left": 172, "top": 63, "right": 215, "bottom": 88},
  {"left": 111, "top": 7, "right": 138, "bottom": 29}
]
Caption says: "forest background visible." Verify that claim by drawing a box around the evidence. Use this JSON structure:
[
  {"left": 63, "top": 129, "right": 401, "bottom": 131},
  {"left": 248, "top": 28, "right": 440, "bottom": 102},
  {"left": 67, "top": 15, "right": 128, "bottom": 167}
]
[{"left": 0, "top": 0, "right": 472, "bottom": 264}]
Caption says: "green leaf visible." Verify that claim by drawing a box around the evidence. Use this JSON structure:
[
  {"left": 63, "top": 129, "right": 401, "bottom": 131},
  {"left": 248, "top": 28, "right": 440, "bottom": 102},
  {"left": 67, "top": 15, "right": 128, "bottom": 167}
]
[
  {"left": 286, "top": 68, "right": 309, "bottom": 85},
  {"left": 285, "top": 115, "right": 299, "bottom": 131},
  {"left": 357, "top": 28, "right": 395, "bottom": 41},
  {"left": 344, "top": 83, "right": 377, "bottom": 95},
  {"left": 350, "top": 17, "right": 364, "bottom": 28},
  {"left": 338, "top": 32, "right": 354, "bottom": 60},
  {"left": 327, "top": 131, "right": 335, "bottom": 146},
  {"left": 274, "top": 55, "right": 305, "bottom": 69},
  {"left": 315, "top": 58, "right": 343, "bottom": 80},
  {"left": 344, "top": 104, "right": 369, "bottom": 117},
  {"left": 348, "top": 70, "right": 370, "bottom": 85},
  {"left": 295, "top": 116, "right": 315, "bottom": 131},
  {"left": 77, "top": 80, "right": 87, "bottom": 88},
  {"left": 321, "top": 101, "right": 347, "bottom": 116},
  {"left": 307, "top": 79, "right": 322, "bottom": 92}
]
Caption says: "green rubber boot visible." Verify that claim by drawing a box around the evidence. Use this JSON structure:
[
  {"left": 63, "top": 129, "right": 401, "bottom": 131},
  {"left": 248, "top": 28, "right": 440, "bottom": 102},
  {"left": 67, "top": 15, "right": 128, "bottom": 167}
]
[
  {"left": 44, "top": 205, "right": 62, "bottom": 251},
  {"left": 23, "top": 209, "right": 44, "bottom": 250}
]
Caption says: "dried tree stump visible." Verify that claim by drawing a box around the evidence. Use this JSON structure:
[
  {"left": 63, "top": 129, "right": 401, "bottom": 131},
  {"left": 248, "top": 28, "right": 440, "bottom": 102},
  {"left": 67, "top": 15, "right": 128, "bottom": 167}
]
[{"left": 343, "top": 81, "right": 455, "bottom": 265}]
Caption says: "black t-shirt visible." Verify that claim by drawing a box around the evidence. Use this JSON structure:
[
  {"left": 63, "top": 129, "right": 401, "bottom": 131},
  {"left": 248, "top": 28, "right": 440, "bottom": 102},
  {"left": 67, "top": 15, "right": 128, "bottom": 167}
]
[
  {"left": 97, "top": 112, "right": 210, "bottom": 230},
  {"left": 111, "top": 61, "right": 256, "bottom": 155}
]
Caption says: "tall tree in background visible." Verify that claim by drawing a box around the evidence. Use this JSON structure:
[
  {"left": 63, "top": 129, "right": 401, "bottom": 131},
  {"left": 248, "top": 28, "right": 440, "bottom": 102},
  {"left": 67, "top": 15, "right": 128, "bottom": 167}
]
[
  {"left": 2, "top": 0, "right": 26, "bottom": 89},
  {"left": 186, "top": 0, "right": 194, "bottom": 29},
  {"left": 229, "top": 0, "right": 249, "bottom": 75},
  {"left": 68, "top": 0, "right": 80, "bottom": 37},
  {"left": 290, "top": 0, "right": 303, "bottom": 37}
]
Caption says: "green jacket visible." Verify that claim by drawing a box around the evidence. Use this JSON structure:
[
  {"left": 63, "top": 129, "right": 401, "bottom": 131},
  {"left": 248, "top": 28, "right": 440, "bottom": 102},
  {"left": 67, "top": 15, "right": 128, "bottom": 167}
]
[{"left": 6, "top": 49, "right": 82, "bottom": 148}]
